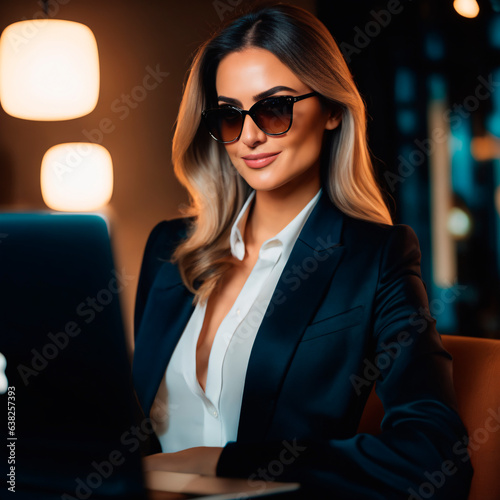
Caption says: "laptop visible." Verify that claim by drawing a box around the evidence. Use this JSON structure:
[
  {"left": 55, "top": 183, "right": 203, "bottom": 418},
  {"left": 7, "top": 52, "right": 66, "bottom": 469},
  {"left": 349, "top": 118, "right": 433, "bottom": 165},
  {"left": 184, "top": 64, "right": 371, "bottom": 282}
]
[
  {"left": 0, "top": 212, "right": 299, "bottom": 500},
  {"left": 0, "top": 212, "right": 147, "bottom": 500}
]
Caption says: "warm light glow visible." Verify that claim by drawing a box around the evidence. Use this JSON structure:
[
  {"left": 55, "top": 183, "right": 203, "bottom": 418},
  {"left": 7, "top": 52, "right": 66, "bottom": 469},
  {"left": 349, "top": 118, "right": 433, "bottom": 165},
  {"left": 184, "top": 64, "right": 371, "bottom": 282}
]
[
  {"left": 0, "top": 20, "right": 99, "bottom": 120},
  {"left": 447, "top": 207, "right": 472, "bottom": 239},
  {"left": 41, "top": 143, "right": 113, "bottom": 211},
  {"left": 453, "top": 0, "right": 480, "bottom": 18},
  {"left": 471, "top": 135, "right": 500, "bottom": 161}
]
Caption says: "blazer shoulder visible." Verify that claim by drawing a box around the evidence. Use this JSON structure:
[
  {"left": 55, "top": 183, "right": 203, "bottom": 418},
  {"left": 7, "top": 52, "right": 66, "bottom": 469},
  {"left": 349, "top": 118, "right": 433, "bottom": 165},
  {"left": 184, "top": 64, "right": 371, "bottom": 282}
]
[
  {"left": 144, "top": 216, "right": 193, "bottom": 262},
  {"left": 342, "top": 213, "right": 419, "bottom": 250},
  {"left": 341, "top": 216, "right": 424, "bottom": 293},
  {"left": 134, "top": 216, "right": 192, "bottom": 337}
]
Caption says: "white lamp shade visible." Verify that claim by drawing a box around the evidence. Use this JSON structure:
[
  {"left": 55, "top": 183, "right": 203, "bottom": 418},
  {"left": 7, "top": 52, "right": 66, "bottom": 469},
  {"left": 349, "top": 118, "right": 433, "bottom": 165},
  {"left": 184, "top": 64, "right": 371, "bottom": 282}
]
[
  {"left": 0, "top": 20, "right": 99, "bottom": 120},
  {"left": 41, "top": 143, "right": 113, "bottom": 211},
  {"left": 453, "top": 0, "right": 480, "bottom": 18}
]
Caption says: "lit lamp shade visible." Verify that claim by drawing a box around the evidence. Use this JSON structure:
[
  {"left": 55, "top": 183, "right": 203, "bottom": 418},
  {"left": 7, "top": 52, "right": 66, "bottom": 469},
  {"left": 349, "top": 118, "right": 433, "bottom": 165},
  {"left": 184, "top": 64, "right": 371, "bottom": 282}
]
[
  {"left": 453, "top": 0, "right": 480, "bottom": 18},
  {"left": 41, "top": 143, "right": 113, "bottom": 212},
  {"left": 0, "top": 20, "right": 99, "bottom": 120}
]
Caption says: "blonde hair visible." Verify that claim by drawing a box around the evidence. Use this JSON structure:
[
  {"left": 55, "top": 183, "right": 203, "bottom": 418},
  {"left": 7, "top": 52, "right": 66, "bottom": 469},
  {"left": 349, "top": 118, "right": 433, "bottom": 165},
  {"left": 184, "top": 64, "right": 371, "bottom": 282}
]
[{"left": 171, "top": 4, "right": 392, "bottom": 304}]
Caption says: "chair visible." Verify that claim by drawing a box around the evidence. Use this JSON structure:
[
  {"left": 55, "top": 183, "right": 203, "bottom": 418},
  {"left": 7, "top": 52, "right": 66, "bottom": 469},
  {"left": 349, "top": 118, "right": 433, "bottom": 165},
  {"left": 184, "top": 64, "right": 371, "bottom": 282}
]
[{"left": 357, "top": 335, "right": 500, "bottom": 500}]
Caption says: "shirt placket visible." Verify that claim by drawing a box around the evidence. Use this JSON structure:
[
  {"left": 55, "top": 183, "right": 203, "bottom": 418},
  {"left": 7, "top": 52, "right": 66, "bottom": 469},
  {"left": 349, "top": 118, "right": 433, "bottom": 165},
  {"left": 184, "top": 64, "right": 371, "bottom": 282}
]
[{"left": 202, "top": 242, "right": 282, "bottom": 444}]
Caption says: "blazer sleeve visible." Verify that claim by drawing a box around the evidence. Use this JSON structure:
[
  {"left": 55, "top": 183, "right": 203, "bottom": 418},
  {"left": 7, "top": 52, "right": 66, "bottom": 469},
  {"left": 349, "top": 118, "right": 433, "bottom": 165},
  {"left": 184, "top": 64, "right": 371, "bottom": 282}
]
[{"left": 216, "top": 225, "right": 473, "bottom": 500}]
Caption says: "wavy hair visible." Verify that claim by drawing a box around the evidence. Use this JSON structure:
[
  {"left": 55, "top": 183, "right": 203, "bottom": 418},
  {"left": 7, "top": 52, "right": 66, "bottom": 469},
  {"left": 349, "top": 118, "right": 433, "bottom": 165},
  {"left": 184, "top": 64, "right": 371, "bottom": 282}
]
[{"left": 171, "top": 3, "right": 392, "bottom": 304}]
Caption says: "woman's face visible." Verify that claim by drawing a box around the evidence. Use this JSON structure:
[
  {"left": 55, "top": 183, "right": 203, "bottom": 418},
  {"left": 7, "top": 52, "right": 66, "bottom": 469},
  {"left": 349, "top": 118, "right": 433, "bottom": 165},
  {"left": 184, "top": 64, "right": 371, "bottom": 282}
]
[{"left": 215, "top": 47, "right": 340, "bottom": 195}]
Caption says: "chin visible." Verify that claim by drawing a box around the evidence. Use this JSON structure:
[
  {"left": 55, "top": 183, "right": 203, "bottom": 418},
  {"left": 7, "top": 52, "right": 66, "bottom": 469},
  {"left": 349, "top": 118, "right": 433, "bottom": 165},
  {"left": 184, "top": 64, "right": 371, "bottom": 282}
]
[
  {"left": 244, "top": 169, "right": 317, "bottom": 195},
  {"left": 238, "top": 173, "right": 284, "bottom": 192},
  {"left": 236, "top": 168, "right": 283, "bottom": 189}
]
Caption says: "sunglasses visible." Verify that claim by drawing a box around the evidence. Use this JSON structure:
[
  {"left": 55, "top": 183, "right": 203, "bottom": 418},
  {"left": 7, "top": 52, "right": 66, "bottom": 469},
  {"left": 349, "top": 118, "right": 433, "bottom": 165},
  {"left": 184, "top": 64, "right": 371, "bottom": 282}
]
[{"left": 201, "top": 92, "right": 318, "bottom": 144}]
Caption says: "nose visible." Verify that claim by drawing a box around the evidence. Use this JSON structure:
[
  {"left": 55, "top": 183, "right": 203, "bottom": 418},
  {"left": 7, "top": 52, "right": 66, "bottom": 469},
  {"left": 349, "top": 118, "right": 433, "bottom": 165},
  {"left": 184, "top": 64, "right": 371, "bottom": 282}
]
[{"left": 239, "top": 114, "right": 267, "bottom": 148}]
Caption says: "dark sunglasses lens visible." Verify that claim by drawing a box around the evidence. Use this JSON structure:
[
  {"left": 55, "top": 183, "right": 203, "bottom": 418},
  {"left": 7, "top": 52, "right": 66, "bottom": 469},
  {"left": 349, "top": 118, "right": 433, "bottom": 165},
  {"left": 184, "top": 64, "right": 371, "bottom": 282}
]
[
  {"left": 254, "top": 98, "right": 292, "bottom": 134},
  {"left": 205, "top": 108, "right": 242, "bottom": 143}
]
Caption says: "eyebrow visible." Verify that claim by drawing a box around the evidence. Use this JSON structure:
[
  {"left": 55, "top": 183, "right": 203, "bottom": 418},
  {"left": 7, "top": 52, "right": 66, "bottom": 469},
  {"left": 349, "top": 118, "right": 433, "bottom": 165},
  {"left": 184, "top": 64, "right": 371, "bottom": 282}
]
[{"left": 217, "top": 85, "right": 297, "bottom": 107}]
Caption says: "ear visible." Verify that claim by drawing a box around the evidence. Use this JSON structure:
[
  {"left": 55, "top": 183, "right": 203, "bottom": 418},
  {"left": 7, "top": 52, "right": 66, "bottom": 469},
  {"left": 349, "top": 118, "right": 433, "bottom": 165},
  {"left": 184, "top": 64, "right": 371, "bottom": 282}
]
[{"left": 325, "top": 106, "right": 342, "bottom": 131}]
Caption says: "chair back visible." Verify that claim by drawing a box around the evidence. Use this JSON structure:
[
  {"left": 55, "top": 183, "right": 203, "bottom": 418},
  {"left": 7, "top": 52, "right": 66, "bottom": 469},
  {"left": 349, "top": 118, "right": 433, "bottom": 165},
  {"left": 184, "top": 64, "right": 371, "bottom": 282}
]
[{"left": 357, "top": 335, "right": 500, "bottom": 500}]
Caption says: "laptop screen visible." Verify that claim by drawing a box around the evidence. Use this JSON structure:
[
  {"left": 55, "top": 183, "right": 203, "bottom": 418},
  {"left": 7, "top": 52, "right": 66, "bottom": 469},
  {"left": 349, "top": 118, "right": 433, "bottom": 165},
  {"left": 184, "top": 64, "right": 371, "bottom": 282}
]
[{"left": 0, "top": 212, "right": 146, "bottom": 499}]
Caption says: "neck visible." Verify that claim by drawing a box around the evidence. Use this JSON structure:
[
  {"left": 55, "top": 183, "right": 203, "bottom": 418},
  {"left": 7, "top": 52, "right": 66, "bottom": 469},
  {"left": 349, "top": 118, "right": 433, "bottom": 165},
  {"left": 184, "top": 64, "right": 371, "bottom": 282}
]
[{"left": 244, "top": 172, "right": 321, "bottom": 249}]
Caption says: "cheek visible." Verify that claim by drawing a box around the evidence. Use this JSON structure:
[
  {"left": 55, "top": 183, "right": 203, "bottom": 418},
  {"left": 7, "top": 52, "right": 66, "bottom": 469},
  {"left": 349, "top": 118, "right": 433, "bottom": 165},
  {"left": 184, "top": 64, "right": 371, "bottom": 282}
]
[
  {"left": 224, "top": 145, "right": 239, "bottom": 165},
  {"left": 289, "top": 120, "right": 326, "bottom": 161}
]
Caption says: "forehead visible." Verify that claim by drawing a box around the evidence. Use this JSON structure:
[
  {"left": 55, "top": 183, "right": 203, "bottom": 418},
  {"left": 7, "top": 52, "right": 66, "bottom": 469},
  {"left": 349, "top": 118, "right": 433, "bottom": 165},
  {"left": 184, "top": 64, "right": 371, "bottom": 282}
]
[{"left": 215, "top": 47, "right": 304, "bottom": 97}]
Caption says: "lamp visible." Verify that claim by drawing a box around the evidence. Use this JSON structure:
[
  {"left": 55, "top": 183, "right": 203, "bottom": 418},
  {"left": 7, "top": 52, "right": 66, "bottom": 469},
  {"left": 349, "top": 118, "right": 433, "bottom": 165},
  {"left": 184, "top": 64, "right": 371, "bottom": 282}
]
[
  {"left": 1, "top": 12, "right": 112, "bottom": 213},
  {"left": 453, "top": 0, "right": 480, "bottom": 18},
  {"left": 0, "top": 19, "right": 99, "bottom": 120},
  {"left": 41, "top": 143, "right": 113, "bottom": 212}
]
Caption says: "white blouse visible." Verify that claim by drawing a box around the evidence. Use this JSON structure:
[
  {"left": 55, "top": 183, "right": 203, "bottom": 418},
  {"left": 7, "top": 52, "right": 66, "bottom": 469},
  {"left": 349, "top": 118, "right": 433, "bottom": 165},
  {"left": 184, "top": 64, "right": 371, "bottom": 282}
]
[{"left": 153, "top": 189, "right": 322, "bottom": 453}]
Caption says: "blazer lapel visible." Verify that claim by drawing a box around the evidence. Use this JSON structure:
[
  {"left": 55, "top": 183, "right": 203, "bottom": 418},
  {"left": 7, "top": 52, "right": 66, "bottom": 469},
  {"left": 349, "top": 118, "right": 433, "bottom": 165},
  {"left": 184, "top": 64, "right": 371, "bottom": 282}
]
[
  {"left": 237, "top": 193, "right": 346, "bottom": 442},
  {"left": 133, "top": 261, "right": 194, "bottom": 416}
]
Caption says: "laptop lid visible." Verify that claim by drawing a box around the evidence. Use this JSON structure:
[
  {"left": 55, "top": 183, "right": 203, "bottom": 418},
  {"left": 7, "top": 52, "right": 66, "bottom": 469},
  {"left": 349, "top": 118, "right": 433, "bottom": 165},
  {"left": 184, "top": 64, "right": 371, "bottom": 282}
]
[{"left": 0, "top": 212, "right": 146, "bottom": 500}]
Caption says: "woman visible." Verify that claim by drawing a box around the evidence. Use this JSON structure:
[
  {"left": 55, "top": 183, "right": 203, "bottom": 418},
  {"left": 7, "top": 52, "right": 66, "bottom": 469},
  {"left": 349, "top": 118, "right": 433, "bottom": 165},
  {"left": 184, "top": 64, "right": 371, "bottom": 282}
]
[{"left": 133, "top": 4, "right": 472, "bottom": 498}]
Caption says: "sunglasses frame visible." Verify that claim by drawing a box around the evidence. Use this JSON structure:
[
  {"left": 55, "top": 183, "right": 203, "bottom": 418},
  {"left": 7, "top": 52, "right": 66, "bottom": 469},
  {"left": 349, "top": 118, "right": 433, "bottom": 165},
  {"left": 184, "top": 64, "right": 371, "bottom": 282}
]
[{"left": 201, "top": 91, "right": 319, "bottom": 144}]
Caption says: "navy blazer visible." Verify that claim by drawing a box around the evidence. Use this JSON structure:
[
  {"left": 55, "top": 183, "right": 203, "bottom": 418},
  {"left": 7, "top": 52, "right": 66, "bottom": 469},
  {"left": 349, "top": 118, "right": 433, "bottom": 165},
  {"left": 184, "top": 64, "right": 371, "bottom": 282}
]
[{"left": 133, "top": 191, "right": 472, "bottom": 499}]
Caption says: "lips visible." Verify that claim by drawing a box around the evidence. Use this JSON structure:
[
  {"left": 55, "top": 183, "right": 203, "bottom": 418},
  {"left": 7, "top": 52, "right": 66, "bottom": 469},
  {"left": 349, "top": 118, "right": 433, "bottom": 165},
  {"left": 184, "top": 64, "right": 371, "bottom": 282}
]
[{"left": 241, "top": 152, "right": 281, "bottom": 168}]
